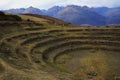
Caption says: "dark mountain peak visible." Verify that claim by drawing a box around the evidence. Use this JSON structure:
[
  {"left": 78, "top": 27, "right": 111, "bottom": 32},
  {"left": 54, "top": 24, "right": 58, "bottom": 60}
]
[
  {"left": 26, "top": 6, "right": 39, "bottom": 10},
  {"left": 48, "top": 6, "right": 63, "bottom": 11},
  {"left": 50, "top": 6, "right": 63, "bottom": 9},
  {"left": 10, "top": 8, "right": 25, "bottom": 11},
  {"left": 66, "top": 5, "right": 82, "bottom": 10},
  {"left": 23, "top": 6, "right": 43, "bottom": 14},
  {"left": 67, "top": 5, "right": 81, "bottom": 8},
  {"left": 29, "top": 6, "right": 34, "bottom": 8},
  {"left": 82, "top": 6, "right": 90, "bottom": 10},
  {"left": 47, "top": 6, "right": 64, "bottom": 16},
  {"left": 65, "top": 5, "right": 90, "bottom": 11}
]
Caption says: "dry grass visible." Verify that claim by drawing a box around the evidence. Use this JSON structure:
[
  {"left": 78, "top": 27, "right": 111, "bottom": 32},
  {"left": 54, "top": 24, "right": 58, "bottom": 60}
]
[{"left": 0, "top": 14, "right": 120, "bottom": 80}]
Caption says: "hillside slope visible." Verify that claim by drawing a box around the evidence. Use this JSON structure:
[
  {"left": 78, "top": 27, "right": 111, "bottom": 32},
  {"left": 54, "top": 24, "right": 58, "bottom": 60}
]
[{"left": 0, "top": 13, "right": 120, "bottom": 80}]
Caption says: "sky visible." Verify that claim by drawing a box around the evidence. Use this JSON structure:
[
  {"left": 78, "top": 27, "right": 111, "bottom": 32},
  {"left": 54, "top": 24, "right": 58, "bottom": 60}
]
[{"left": 0, "top": 0, "right": 120, "bottom": 10}]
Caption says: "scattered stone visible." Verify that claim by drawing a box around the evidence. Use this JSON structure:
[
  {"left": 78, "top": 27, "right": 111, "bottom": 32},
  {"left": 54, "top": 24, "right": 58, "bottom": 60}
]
[
  {"left": 115, "top": 76, "right": 120, "bottom": 80},
  {"left": 35, "top": 60, "right": 41, "bottom": 63},
  {"left": 87, "top": 71, "right": 97, "bottom": 76}
]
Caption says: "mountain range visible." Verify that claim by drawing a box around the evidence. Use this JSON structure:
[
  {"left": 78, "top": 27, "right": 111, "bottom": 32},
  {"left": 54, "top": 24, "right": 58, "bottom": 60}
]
[{"left": 2, "top": 5, "right": 120, "bottom": 26}]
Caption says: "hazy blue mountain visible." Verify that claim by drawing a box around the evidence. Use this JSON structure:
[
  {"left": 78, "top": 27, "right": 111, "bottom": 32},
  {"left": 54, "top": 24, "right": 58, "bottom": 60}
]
[
  {"left": 2, "top": 5, "right": 120, "bottom": 26},
  {"left": 46, "top": 6, "right": 64, "bottom": 16},
  {"left": 3, "top": 8, "right": 25, "bottom": 14},
  {"left": 22, "top": 6, "right": 44, "bottom": 14},
  {"left": 92, "top": 7, "right": 109, "bottom": 15},
  {"left": 92, "top": 7, "right": 120, "bottom": 24},
  {"left": 106, "top": 8, "right": 120, "bottom": 24},
  {"left": 54, "top": 5, "right": 106, "bottom": 26}
]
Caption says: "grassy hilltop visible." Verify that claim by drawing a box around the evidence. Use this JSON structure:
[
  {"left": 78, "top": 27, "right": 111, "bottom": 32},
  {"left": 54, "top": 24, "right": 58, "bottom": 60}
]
[{"left": 0, "top": 12, "right": 120, "bottom": 80}]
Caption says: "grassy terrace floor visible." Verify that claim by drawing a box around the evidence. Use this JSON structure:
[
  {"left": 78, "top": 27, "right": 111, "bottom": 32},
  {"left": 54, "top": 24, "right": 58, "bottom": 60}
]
[{"left": 0, "top": 14, "right": 120, "bottom": 80}]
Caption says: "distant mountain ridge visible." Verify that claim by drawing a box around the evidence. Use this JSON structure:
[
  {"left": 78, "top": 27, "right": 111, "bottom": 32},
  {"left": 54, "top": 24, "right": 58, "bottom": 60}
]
[
  {"left": 53, "top": 5, "right": 106, "bottom": 26},
  {"left": 2, "top": 5, "right": 120, "bottom": 26}
]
